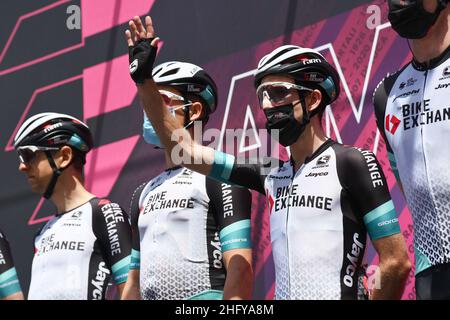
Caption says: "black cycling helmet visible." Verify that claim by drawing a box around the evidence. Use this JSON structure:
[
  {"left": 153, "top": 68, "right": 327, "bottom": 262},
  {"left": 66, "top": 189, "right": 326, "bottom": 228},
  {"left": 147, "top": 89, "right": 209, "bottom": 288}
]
[
  {"left": 14, "top": 112, "right": 93, "bottom": 198},
  {"left": 254, "top": 45, "right": 340, "bottom": 110}
]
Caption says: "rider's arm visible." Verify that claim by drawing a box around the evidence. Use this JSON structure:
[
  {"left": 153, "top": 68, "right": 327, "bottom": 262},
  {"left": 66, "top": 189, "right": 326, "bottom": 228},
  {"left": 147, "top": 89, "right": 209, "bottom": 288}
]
[
  {"left": 339, "top": 148, "right": 411, "bottom": 300},
  {"left": 128, "top": 17, "right": 214, "bottom": 176},
  {"left": 206, "top": 178, "right": 253, "bottom": 300},
  {"left": 127, "top": 16, "right": 272, "bottom": 193},
  {"left": 373, "top": 75, "right": 404, "bottom": 194},
  {"left": 122, "top": 184, "right": 146, "bottom": 300},
  {"left": 93, "top": 199, "right": 133, "bottom": 299},
  {"left": 0, "top": 231, "right": 24, "bottom": 300},
  {"left": 138, "top": 78, "right": 274, "bottom": 193}
]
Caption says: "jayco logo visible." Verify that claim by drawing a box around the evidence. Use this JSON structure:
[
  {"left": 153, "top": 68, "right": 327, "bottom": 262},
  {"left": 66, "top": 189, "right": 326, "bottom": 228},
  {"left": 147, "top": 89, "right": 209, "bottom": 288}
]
[
  {"left": 435, "top": 83, "right": 450, "bottom": 90},
  {"left": 91, "top": 262, "right": 110, "bottom": 300},
  {"left": 210, "top": 232, "right": 223, "bottom": 269},
  {"left": 344, "top": 233, "right": 364, "bottom": 288},
  {"left": 305, "top": 172, "right": 328, "bottom": 178}
]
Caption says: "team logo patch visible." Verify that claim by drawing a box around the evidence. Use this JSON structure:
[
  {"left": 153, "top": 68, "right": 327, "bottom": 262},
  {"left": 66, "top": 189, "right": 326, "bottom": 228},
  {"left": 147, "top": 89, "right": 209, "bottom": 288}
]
[
  {"left": 398, "top": 77, "right": 417, "bottom": 90},
  {"left": 129, "top": 59, "right": 138, "bottom": 74},
  {"left": 439, "top": 66, "right": 450, "bottom": 81},
  {"left": 71, "top": 211, "right": 82, "bottom": 219},
  {"left": 385, "top": 114, "right": 401, "bottom": 135},
  {"left": 444, "top": 66, "right": 450, "bottom": 77},
  {"left": 277, "top": 166, "right": 287, "bottom": 173},
  {"left": 316, "top": 155, "right": 331, "bottom": 166}
]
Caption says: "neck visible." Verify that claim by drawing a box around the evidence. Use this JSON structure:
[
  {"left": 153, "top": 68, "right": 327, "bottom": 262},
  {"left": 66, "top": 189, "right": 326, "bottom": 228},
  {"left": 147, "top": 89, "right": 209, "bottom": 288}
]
[
  {"left": 289, "top": 118, "right": 328, "bottom": 172},
  {"left": 164, "top": 127, "right": 194, "bottom": 169},
  {"left": 410, "top": 8, "right": 450, "bottom": 63},
  {"left": 50, "top": 171, "right": 95, "bottom": 213},
  {"left": 164, "top": 149, "right": 176, "bottom": 169}
]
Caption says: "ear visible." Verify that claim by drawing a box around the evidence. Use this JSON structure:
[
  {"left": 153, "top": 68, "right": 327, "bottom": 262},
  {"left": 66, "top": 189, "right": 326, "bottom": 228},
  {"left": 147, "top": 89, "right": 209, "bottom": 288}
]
[
  {"left": 307, "top": 89, "right": 323, "bottom": 113},
  {"left": 189, "top": 101, "right": 205, "bottom": 121},
  {"left": 57, "top": 145, "right": 74, "bottom": 170}
]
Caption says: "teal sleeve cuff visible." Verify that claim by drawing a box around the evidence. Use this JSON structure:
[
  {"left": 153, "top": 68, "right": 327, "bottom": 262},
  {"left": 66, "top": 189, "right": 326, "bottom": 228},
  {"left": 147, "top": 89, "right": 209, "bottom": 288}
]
[
  {"left": 111, "top": 255, "right": 131, "bottom": 284},
  {"left": 0, "top": 268, "right": 22, "bottom": 299},
  {"left": 187, "top": 290, "right": 223, "bottom": 300},
  {"left": 209, "top": 151, "right": 235, "bottom": 184},
  {"left": 219, "top": 219, "right": 252, "bottom": 252},
  {"left": 388, "top": 152, "right": 401, "bottom": 182},
  {"left": 130, "top": 249, "right": 140, "bottom": 270},
  {"left": 363, "top": 200, "right": 401, "bottom": 240}
]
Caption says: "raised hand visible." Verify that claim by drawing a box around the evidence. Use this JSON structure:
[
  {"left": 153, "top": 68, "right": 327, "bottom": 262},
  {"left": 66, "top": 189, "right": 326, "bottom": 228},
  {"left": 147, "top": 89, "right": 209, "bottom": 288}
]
[{"left": 125, "top": 16, "right": 160, "bottom": 85}]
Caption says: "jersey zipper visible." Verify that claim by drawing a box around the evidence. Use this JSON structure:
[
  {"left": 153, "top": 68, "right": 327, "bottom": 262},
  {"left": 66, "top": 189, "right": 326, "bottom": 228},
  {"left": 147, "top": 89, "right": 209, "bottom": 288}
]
[
  {"left": 421, "top": 69, "right": 444, "bottom": 257},
  {"left": 286, "top": 167, "right": 293, "bottom": 299},
  {"left": 286, "top": 161, "right": 301, "bottom": 299}
]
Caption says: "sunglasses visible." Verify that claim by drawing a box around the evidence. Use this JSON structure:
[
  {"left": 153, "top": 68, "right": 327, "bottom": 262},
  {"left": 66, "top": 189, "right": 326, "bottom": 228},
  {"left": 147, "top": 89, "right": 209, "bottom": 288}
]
[
  {"left": 17, "top": 146, "right": 60, "bottom": 164},
  {"left": 256, "top": 81, "right": 313, "bottom": 106},
  {"left": 159, "top": 90, "right": 192, "bottom": 115}
]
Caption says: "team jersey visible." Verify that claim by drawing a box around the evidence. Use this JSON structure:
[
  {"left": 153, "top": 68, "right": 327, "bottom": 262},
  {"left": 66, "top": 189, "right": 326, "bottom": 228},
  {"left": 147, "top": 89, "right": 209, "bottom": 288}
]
[
  {"left": 373, "top": 46, "right": 450, "bottom": 275},
  {"left": 210, "top": 139, "right": 401, "bottom": 300},
  {"left": 129, "top": 166, "right": 252, "bottom": 300},
  {"left": 0, "top": 229, "right": 22, "bottom": 299},
  {"left": 28, "top": 198, "right": 132, "bottom": 300}
]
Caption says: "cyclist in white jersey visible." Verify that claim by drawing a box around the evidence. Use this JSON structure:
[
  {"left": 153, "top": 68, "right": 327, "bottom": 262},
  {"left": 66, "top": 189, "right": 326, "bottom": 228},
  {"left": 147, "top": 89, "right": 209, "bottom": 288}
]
[
  {"left": 0, "top": 229, "right": 23, "bottom": 300},
  {"left": 14, "top": 113, "right": 132, "bottom": 300},
  {"left": 124, "top": 16, "right": 411, "bottom": 299},
  {"left": 122, "top": 60, "right": 253, "bottom": 300},
  {"left": 374, "top": 0, "right": 450, "bottom": 299}
]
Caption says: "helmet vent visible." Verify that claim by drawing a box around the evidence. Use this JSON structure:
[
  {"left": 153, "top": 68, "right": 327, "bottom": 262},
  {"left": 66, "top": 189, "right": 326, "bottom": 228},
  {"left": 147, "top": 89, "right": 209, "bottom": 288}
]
[
  {"left": 161, "top": 68, "right": 179, "bottom": 77},
  {"left": 264, "top": 47, "right": 295, "bottom": 66}
]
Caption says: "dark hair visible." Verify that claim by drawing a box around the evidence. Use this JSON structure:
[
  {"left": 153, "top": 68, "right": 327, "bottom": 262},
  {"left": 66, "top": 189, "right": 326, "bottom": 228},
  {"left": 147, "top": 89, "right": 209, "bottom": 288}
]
[
  {"left": 185, "top": 93, "right": 210, "bottom": 125},
  {"left": 51, "top": 146, "right": 86, "bottom": 173},
  {"left": 71, "top": 148, "right": 86, "bottom": 172}
]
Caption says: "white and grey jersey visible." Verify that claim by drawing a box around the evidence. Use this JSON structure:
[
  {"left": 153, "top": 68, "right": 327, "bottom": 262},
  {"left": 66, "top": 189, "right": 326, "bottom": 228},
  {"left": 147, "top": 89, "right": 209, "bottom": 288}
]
[
  {"left": 129, "top": 167, "right": 252, "bottom": 300},
  {"left": 28, "top": 198, "right": 132, "bottom": 300},
  {"left": 373, "top": 46, "right": 450, "bottom": 275},
  {"left": 210, "top": 139, "right": 401, "bottom": 300}
]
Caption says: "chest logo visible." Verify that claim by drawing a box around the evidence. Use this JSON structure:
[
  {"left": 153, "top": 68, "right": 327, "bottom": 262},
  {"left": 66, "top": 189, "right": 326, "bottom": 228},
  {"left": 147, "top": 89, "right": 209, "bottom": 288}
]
[
  {"left": 385, "top": 114, "right": 401, "bottom": 135},
  {"left": 398, "top": 77, "right": 417, "bottom": 90},
  {"left": 443, "top": 66, "right": 450, "bottom": 77},
  {"left": 71, "top": 211, "right": 82, "bottom": 219},
  {"left": 316, "top": 155, "right": 330, "bottom": 166}
]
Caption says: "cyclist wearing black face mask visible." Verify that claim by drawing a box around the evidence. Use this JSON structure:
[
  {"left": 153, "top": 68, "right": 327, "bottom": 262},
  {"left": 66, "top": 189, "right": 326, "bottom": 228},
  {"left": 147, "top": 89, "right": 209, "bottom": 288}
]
[
  {"left": 374, "top": 0, "right": 450, "bottom": 300},
  {"left": 126, "top": 16, "right": 411, "bottom": 300}
]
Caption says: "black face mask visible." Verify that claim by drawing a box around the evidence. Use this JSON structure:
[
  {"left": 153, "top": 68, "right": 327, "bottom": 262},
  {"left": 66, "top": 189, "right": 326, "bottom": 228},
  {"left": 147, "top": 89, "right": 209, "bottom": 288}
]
[
  {"left": 264, "top": 103, "right": 309, "bottom": 147},
  {"left": 388, "top": 0, "right": 447, "bottom": 39}
]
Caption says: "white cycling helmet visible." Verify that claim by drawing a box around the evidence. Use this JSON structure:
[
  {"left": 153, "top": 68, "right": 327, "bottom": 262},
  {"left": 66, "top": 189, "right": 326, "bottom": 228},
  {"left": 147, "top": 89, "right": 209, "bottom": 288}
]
[{"left": 152, "top": 61, "right": 218, "bottom": 115}]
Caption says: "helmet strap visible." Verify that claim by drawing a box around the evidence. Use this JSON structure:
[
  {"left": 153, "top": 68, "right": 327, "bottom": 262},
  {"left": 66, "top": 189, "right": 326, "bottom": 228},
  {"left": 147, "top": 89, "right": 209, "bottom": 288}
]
[
  {"left": 43, "top": 151, "right": 65, "bottom": 199},
  {"left": 298, "top": 91, "right": 311, "bottom": 128},
  {"left": 183, "top": 105, "right": 197, "bottom": 130}
]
